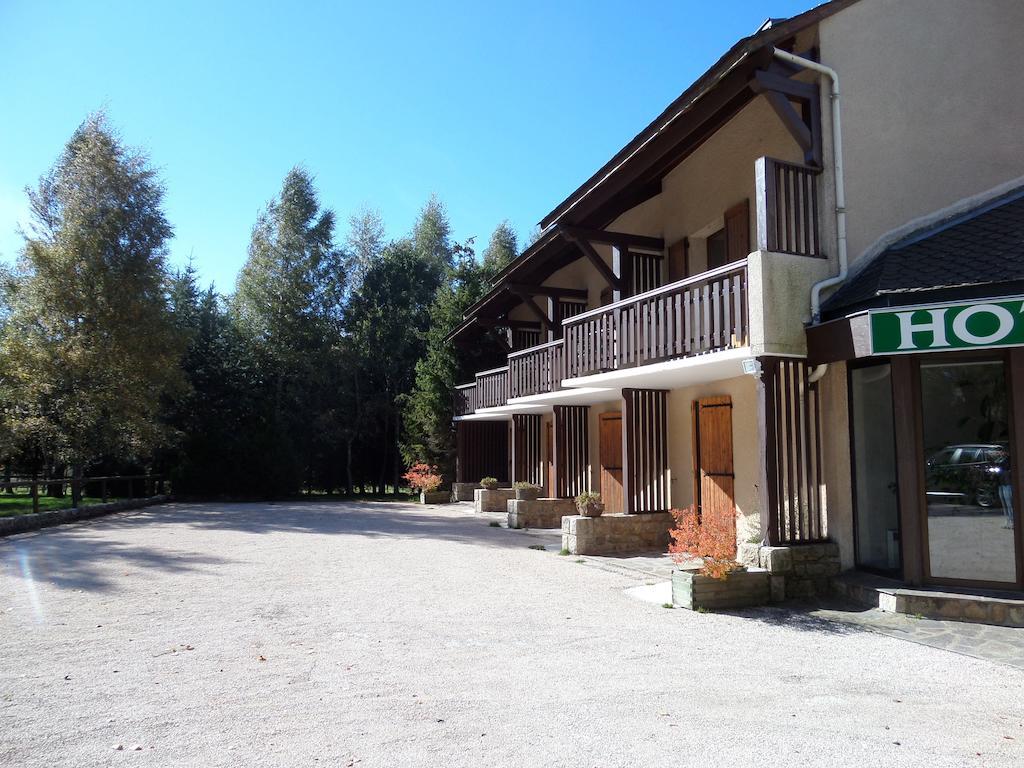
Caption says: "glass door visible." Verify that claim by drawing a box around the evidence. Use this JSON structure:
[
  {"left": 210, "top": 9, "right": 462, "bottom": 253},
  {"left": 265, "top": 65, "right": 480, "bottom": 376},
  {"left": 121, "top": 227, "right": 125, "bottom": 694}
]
[
  {"left": 919, "top": 359, "right": 1017, "bottom": 585},
  {"left": 850, "top": 363, "right": 902, "bottom": 575}
]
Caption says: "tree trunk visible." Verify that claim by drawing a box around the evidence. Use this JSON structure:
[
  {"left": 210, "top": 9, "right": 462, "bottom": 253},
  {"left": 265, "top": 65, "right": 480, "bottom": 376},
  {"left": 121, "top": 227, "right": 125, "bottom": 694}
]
[
  {"left": 345, "top": 437, "right": 354, "bottom": 496},
  {"left": 47, "top": 463, "right": 66, "bottom": 497},
  {"left": 378, "top": 406, "right": 390, "bottom": 495},
  {"left": 71, "top": 464, "right": 83, "bottom": 509},
  {"left": 393, "top": 408, "right": 402, "bottom": 496}
]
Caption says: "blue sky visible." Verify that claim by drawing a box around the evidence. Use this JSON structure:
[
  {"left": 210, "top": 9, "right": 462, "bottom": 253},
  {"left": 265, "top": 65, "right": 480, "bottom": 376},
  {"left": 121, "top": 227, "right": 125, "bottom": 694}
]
[{"left": 0, "top": 0, "right": 813, "bottom": 292}]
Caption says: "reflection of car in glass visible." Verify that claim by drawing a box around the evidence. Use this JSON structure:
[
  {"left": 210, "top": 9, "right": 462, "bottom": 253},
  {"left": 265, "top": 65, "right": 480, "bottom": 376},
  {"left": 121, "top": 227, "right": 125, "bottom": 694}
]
[{"left": 925, "top": 444, "right": 1008, "bottom": 508}]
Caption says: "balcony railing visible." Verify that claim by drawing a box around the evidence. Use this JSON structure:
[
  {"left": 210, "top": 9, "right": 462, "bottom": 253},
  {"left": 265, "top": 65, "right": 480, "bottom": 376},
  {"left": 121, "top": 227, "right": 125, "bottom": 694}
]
[
  {"left": 563, "top": 260, "right": 748, "bottom": 379},
  {"left": 453, "top": 382, "right": 478, "bottom": 417},
  {"left": 508, "top": 339, "right": 564, "bottom": 399},
  {"left": 476, "top": 366, "right": 509, "bottom": 409},
  {"left": 755, "top": 156, "right": 823, "bottom": 258}
]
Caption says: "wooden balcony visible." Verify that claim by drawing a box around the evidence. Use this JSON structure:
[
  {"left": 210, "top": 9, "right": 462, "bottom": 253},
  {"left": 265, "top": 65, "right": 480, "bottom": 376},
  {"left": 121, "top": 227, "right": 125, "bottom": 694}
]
[
  {"left": 476, "top": 366, "right": 509, "bottom": 409},
  {"left": 452, "top": 382, "right": 478, "bottom": 417},
  {"left": 563, "top": 260, "right": 749, "bottom": 379},
  {"left": 508, "top": 340, "right": 564, "bottom": 399},
  {"left": 755, "top": 156, "right": 824, "bottom": 258}
]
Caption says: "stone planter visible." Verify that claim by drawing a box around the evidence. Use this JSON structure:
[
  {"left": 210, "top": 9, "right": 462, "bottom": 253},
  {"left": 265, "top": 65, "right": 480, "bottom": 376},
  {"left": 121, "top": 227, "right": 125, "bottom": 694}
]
[
  {"left": 474, "top": 488, "right": 515, "bottom": 514},
  {"left": 420, "top": 490, "right": 450, "bottom": 505},
  {"left": 672, "top": 567, "right": 770, "bottom": 611},
  {"left": 514, "top": 487, "right": 541, "bottom": 501},
  {"left": 577, "top": 501, "right": 604, "bottom": 518}
]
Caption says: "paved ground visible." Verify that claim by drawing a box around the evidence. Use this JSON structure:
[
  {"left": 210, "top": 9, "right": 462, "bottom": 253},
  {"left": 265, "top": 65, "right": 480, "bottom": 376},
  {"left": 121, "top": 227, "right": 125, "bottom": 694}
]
[{"left": 1, "top": 501, "right": 1023, "bottom": 767}]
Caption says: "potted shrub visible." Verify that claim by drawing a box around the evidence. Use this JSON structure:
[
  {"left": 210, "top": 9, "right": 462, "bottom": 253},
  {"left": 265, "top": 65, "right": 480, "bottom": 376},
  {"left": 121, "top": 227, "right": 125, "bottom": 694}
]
[
  {"left": 668, "top": 504, "right": 768, "bottom": 610},
  {"left": 480, "top": 476, "right": 499, "bottom": 491},
  {"left": 403, "top": 463, "right": 447, "bottom": 504},
  {"left": 513, "top": 482, "right": 542, "bottom": 501},
  {"left": 575, "top": 491, "right": 604, "bottom": 517}
]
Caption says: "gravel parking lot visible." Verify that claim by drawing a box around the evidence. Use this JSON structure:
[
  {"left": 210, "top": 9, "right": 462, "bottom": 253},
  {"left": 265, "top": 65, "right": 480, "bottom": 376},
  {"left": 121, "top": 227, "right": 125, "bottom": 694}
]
[{"left": 1, "top": 500, "right": 1022, "bottom": 767}]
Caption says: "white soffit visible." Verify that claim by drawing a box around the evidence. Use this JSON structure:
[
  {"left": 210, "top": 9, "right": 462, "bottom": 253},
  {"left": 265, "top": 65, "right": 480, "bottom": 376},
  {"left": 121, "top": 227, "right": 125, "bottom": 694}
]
[{"left": 561, "top": 347, "right": 753, "bottom": 390}]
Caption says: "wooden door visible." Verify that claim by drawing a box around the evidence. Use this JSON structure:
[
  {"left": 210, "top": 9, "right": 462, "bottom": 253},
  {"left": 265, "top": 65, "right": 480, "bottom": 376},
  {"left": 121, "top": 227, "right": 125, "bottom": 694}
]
[
  {"left": 693, "top": 396, "right": 736, "bottom": 556},
  {"left": 600, "top": 412, "right": 624, "bottom": 514},
  {"left": 545, "top": 420, "right": 554, "bottom": 496}
]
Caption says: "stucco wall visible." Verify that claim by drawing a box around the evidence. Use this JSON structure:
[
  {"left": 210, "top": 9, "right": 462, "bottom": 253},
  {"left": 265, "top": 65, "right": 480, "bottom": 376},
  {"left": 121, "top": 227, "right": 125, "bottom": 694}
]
[
  {"left": 817, "top": 361, "right": 854, "bottom": 569},
  {"left": 666, "top": 374, "right": 761, "bottom": 546},
  {"left": 820, "top": 0, "right": 1024, "bottom": 268}
]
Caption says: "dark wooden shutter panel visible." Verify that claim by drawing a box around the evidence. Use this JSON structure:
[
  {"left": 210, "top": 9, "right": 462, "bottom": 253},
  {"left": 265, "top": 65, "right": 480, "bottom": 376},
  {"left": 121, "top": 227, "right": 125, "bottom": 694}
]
[
  {"left": 668, "top": 239, "right": 688, "bottom": 282},
  {"left": 724, "top": 199, "right": 750, "bottom": 264},
  {"left": 694, "top": 396, "right": 736, "bottom": 557},
  {"left": 599, "top": 413, "right": 624, "bottom": 514}
]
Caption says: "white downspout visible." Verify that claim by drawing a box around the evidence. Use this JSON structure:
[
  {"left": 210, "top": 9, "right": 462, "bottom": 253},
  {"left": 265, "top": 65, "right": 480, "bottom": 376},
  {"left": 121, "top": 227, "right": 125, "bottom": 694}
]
[{"left": 772, "top": 48, "right": 847, "bottom": 323}]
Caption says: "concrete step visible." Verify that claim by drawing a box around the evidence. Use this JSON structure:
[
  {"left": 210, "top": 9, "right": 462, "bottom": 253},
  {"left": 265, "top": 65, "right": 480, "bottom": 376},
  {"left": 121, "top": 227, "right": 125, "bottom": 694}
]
[{"left": 831, "top": 571, "right": 1024, "bottom": 627}]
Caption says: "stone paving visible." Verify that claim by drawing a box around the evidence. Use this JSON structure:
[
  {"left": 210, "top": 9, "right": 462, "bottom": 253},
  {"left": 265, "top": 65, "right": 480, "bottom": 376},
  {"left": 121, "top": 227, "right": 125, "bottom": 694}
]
[{"left": 472, "top": 504, "right": 1024, "bottom": 669}]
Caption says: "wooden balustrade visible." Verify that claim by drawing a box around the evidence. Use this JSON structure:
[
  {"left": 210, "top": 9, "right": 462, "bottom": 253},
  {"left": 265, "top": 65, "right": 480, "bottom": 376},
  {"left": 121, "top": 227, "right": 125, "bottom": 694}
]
[
  {"left": 452, "top": 383, "right": 478, "bottom": 417},
  {"left": 476, "top": 366, "right": 509, "bottom": 409},
  {"left": 563, "top": 260, "right": 748, "bottom": 379},
  {"left": 755, "top": 156, "right": 823, "bottom": 258},
  {"left": 508, "top": 340, "right": 564, "bottom": 399}
]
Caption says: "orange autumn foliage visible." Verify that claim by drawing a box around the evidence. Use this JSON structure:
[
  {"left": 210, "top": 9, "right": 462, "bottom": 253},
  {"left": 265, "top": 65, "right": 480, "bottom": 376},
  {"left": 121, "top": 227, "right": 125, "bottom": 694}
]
[
  {"left": 403, "top": 463, "right": 442, "bottom": 494},
  {"left": 668, "top": 504, "right": 741, "bottom": 580}
]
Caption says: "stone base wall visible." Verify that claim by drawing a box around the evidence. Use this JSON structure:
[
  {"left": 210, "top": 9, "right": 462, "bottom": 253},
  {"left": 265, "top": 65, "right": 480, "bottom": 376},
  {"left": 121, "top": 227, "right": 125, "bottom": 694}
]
[
  {"left": 474, "top": 488, "right": 515, "bottom": 514},
  {"left": 454, "top": 482, "right": 509, "bottom": 502},
  {"left": 507, "top": 498, "right": 575, "bottom": 529},
  {"left": 759, "top": 542, "right": 841, "bottom": 599},
  {"left": 0, "top": 496, "right": 170, "bottom": 537},
  {"left": 420, "top": 491, "right": 450, "bottom": 505},
  {"left": 672, "top": 568, "right": 771, "bottom": 610},
  {"left": 562, "top": 512, "right": 674, "bottom": 555}
]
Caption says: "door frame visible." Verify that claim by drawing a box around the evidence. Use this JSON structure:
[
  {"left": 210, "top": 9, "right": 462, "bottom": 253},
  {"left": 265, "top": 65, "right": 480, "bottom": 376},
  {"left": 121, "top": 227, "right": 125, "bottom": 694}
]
[
  {"left": 847, "top": 357, "right": 904, "bottom": 578},
  {"left": 598, "top": 411, "right": 624, "bottom": 514},
  {"left": 894, "top": 348, "right": 1024, "bottom": 590}
]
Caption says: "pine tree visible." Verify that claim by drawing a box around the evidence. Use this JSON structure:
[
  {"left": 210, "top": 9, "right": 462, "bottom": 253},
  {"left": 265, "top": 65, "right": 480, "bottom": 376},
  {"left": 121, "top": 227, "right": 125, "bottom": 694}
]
[
  {"left": 0, "top": 113, "right": 185, "bottom": 492},
  {"left": 482, "top": 220, "right": 518, "bottom": 272},
  {"left": 232, "top": 167, "right": 346, "bottom": 495}
]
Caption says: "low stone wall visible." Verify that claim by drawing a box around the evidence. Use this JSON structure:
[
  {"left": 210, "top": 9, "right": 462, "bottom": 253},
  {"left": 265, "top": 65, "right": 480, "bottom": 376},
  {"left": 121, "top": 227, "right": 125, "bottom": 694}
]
[
  {"left": 562, "top": 512, "right": 674, "bottom": 555},
  {"left": 474, "top": 488, "right": 515, "bottom": 514},
  {"left": 759, "top": 542, "right": 841, "bottom": 600},
  {"left": 0, "top": 496, "right": 170, "bottom": 537},
  {"left": 450, "top": 483, "right": 477, "bottom": 501},
  {"left": 507, "top": 498, "right": 575, "bottom": 529},
  {"left": 453, "top": 481, "right": 510, "bottom": 502},
  {"left": 420, "top": 491, "right": 450, "bottom": 505},
  {"left": 672, "top": 568, "right": 771, "bottom": 610}
]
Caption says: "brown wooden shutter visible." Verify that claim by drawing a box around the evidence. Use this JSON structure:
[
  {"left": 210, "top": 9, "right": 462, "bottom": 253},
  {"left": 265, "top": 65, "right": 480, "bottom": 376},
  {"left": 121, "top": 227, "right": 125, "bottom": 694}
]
[
  {"left": 599, "top": 413, "right": 624, "bottom": 514},
  {"left": 724, "top": 199, "right": 750, "bottom": 264},
  {"left": 693, "top": 396, "right": 736, "bottom": 557},
  {"left": 667, "top": 238, "right": 688, "bottom": 282}
]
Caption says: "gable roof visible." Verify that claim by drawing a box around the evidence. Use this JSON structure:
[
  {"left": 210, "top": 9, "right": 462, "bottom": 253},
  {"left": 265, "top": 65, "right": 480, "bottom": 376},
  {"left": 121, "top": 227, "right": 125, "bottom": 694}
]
[{"left": 821, "top": 188, "right": 1024, "bottom": 318}]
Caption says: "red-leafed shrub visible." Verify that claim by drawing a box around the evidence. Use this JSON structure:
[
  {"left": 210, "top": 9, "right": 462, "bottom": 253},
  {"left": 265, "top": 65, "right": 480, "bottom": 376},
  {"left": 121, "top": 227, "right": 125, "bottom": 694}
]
[
  {"left": 403, "top": 463, "right": 442, "bottom": 494},
  {"left": 668, "top": 504, "right": 740, "bottom": 580}
]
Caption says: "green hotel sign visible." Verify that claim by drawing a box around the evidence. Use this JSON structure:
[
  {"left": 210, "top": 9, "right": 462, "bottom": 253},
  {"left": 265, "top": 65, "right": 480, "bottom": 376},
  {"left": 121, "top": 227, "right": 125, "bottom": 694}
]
[{"left": 869, "top": 296, "right": 1024, "bottom": 354}]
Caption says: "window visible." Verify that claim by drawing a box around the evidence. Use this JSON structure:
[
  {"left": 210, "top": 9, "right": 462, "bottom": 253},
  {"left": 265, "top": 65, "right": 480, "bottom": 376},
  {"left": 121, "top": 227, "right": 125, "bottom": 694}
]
[
  {"left": 850, "top": 363, "right": 901, "bottom": 574},
  {"left": 706, "top": 228, "right": 727, "bottom": 270}
]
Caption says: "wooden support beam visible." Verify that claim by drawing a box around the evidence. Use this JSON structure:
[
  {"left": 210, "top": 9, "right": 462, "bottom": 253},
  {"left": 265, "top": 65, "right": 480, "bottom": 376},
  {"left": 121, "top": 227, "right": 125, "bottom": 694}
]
[
  {"left": 473, "top": 318, "right": 542, "bottom": 331},
  {"left": 756, "top": 357, "right": 781, "bottom": 545},
  {"left": 891, "top": 356, "right": 925, "bottom": 585},
  {"left": 565, "top": 234, "right": 622, "bottom": 293},
  {"left": 512, "top": 292, "right": 552, "bottom": 338},
  {"left": 762, "top": 91, "right": 812, "bottom": 151},
  {"left": 559, "top": 225, "right": 664, "bottom": 251},
  {"left": 751, "top": 69, "right": 818, "bottom": 101},
  {"left": 506, "top": 283, "right": 588, "bottom": 300}
]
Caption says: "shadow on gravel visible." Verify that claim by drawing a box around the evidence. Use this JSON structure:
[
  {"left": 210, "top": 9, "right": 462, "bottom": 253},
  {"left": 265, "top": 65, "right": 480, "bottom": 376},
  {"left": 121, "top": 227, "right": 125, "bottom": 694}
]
[
  {"left": 718, "top": 602, "right": 875, "bottom": 636},
  {"left": 0, "top": 531, "right": 231, "bottom": 592},
  {"left": 154, "top": 500, "right": 538, "bottom": 551}
]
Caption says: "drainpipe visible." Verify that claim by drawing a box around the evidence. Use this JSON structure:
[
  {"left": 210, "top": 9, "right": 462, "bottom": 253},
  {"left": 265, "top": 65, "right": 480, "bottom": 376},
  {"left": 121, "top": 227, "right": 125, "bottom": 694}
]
[{"left": 772, "top": 48, "right": 847, "bottom": 323}]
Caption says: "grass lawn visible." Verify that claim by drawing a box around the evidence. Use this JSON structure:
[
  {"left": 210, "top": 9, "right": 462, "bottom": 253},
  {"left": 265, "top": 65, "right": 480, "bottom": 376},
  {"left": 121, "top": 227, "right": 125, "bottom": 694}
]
[{"left": 0, "top": 492, "right": 106, "bottom": 518}]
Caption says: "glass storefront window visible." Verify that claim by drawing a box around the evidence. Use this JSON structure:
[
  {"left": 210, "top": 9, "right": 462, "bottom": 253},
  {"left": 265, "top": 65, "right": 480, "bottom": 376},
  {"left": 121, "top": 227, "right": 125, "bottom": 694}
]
[
  {"left": 850, "top": 364, "right": 901, "bottom": 573},
  {"left": 920, "top": 360, "right": 1016, "bottom": 583}
]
